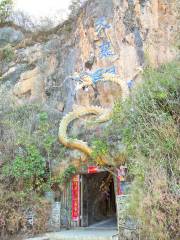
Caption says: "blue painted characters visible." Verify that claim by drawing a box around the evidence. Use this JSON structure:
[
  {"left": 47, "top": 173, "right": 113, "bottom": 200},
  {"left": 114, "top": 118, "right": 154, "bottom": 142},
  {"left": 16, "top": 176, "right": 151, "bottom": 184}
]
[
  {"left": 95, "top": 17, "right": 115, "bottom": 59},
  {"left": 74, "top": 66, "right": 116, "bottom": 91},
  {"left": 95, "top": 17, "right": 110, "bottom": 36},
  {"left": 99, "top": 41, "right": 114, "bottom": 58},
  {"left": 74, "top": 17, "right": 119, "bottom": 90}
]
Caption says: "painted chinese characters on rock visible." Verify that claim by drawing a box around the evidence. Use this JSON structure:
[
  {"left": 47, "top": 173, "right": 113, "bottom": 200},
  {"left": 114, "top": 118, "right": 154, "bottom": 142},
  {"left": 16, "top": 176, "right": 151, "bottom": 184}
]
[
  {"left": 99, "top": 41, "right": 114, "bottom": 58},
  {"left": 71, "top": 175, "right": 80, "bottom": 222},
  {"left": 95, "top": 17, "right": 110, "bottom": 36},
  {"left": 95, "top": 17, "right": 115, "bottom": 59}
]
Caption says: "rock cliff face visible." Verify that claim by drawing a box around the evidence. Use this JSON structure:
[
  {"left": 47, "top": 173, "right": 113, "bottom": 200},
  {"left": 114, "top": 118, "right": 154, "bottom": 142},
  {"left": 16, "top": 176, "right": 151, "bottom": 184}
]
[
  {"left": 0, "top": 0, "right": 178, "bottom": 110},
  {"left": 0, "top": 0, "right": 178, "bottom": 166}
]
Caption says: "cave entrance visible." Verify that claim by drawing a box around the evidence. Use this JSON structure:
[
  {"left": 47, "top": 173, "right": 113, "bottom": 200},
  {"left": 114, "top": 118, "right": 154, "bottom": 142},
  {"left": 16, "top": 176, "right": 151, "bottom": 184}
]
[{"left": 80, "top": 171, "right": 117, "bottom": 227}]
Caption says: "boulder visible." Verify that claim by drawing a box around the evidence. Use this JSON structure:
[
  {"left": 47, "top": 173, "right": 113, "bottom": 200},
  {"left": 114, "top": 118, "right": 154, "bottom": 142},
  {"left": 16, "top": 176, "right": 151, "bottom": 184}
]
[{"left": 0, "top": 27, "right": 24, "bottom": 47}]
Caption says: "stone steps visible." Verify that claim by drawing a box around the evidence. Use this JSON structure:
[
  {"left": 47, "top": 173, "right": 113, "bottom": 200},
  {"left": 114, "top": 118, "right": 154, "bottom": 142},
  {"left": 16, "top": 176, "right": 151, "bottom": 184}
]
[
  {"left": 25, "top": 229, "right": 118, "bottom": 240},
  {"left": 45, "top": 230, "right": 118, "bottom": 240}
]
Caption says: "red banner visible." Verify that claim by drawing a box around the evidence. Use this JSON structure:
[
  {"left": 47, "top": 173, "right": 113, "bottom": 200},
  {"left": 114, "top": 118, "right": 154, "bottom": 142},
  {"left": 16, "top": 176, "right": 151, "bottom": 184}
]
[
  {"left": 71, "top": 175, "right": 80, "bottom": 221},
  {"left": 117, "top": 166, "right": 126, "bottom": 195},
  {"left": 88, "top": 166, "right": 98, "bottom": 174}
]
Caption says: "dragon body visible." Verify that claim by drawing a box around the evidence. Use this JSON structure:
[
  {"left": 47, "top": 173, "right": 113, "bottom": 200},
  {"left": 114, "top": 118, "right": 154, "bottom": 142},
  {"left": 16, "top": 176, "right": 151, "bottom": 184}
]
[
  {"left": 59, "top": 105, "right": 106, "bottom": 156},
  {"left": 76, "top": 73, "right": 124, "bottom": 92},
  {"left": 59, "top": 70, "right": 142, "bottom": 163}
]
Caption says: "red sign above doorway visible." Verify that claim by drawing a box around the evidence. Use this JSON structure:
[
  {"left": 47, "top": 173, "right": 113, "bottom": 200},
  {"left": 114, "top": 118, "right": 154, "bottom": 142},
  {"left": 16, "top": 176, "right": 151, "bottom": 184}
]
[
  {"left": 71, "top": 175, "right": 80, "bottom": 222},
  {"left": 88, "top": 166, "right": 99, "bottom": 174}
]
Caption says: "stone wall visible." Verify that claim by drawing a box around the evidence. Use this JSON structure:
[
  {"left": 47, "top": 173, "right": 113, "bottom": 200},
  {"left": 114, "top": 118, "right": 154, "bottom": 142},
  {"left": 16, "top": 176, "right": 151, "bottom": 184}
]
[{"left": 116, "top": 195, "right": 139, "bottom": 240}]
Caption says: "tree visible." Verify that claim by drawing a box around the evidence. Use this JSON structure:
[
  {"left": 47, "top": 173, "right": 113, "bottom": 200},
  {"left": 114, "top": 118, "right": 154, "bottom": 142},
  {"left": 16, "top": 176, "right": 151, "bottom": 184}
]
[
  {"left": 69, "top": 0, "right": 86, "bottom": 18},
  {"left": 11, "top": 10, "right": 36, "bottom": 30},
  {"left": 0, "top": 0, "right": 13, "bottom": 24}
]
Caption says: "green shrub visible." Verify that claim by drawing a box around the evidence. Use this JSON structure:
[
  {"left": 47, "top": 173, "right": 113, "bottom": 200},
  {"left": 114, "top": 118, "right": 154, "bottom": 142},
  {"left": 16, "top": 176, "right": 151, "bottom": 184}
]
[
  {"left": 0, "top": 0, "right": 13, "bottom": 24},
  {"left": 105, "top": 61, "right": 180, "bottom": 239},
  {"left": 1, "top": 104, "right": 60, "bottom": 192},
  {"left": 3, "top": 145, "right": 46, "bottom": 191},
  {"left": 91, "top": 138, "right": 108, "bottom": 160},
  {"left": 2, "top": 45, "right": 15, "bottom": 62},
  {"left": 0, "top": 102, "right": 64, "bottom": 237}
]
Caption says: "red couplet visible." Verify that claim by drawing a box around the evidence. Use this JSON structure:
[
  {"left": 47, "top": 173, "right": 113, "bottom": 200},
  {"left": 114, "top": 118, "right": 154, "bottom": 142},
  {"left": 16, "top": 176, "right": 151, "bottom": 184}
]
[
  {"left": 117, "top": 166, "right": 126, "bottom": 195},
  {"left": 71, "top": 175, "right": 80, "bottom": 221}
]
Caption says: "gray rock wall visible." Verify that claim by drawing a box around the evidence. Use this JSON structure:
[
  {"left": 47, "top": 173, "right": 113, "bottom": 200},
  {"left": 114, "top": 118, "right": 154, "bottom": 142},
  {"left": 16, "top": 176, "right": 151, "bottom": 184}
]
[{"left": 0, "top": 0, "right": 178, "bottom": 112}]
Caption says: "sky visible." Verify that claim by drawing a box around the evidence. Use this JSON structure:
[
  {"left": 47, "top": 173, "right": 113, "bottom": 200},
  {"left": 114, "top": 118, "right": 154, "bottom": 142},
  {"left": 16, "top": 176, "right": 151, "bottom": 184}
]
[{"left": 14, "top": 0, "right": 72, "bottom": 20}]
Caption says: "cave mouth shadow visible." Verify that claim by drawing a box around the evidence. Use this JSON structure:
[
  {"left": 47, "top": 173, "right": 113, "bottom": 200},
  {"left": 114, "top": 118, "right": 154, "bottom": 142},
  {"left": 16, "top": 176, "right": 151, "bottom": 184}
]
[{"left": 80, "top": 171, "right": 117, "bottom": 228}]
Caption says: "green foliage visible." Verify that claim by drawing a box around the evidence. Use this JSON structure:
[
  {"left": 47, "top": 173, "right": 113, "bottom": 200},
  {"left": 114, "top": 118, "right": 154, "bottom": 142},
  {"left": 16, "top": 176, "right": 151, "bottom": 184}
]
[
  {"left": 0, "top": 102, "right": 65, "bottom": 236},
  {"left": 69, "top": 0, "right": 81, "bottom": 16},
  {"left": 107, "top": 61, "right": 180, "bottom": 239},
  {"left": 64, "top": 20, "right": 73, "bottom": 32},
  {"left": 38, "top": 112, "right": 56, "bottom": 153},
  {"left": 111, "top": 61, "right": 180, "bottom": 161},
  {"left": 52, "top": 165, "right": 77, "bottom": 186},
  {"left": 61, "top": 165, "right": 77, "bottom": 182},
  {"left": 1, "top": 45, "right": 15, "bottom": 62},
  {"left": 91, "top": 138, "right": 108, "bottom": 160},
  {"left": 1, "top": 103, "right": 62, "bottom": 192},
  {"left": 3, "top": 145, "right": 45, "bottom": 179},
  {"left": 0, "top": 0, "right": 13, "bottom": 24},
  {"left": 2, "top": 144, "right": 46, "bottom": 193}
]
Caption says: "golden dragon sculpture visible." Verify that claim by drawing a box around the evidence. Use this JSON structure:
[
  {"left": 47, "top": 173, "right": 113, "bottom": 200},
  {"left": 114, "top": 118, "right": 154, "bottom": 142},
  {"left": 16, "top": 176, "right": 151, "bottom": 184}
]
[{"left": 58, "top": 69, "right": 142, "bottom": 165}]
